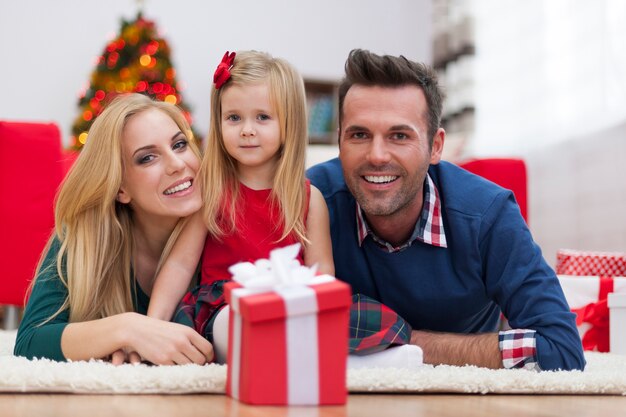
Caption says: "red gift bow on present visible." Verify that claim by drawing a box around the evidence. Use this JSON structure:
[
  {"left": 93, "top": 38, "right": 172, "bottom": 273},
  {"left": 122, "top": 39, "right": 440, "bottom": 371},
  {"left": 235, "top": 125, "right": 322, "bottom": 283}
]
[
  {"left": 572, "top": 276, "right": 614, "bottom": 352},
  {"left": 214, "top": 51, "right": 236, "bottom": 89}
]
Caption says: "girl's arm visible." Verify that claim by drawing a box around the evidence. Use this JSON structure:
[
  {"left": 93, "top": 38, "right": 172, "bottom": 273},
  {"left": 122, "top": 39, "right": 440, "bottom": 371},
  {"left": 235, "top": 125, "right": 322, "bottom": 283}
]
[
  {"left": 304, "top": 185, "right": 335, "bottom": 276},
  {"left": 147, "top": 211, "right": 208, "bottom": 321}
]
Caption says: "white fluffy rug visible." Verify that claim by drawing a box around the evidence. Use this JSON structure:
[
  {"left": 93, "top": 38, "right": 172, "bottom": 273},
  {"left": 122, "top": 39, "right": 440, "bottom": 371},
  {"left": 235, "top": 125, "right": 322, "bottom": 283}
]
[{"left": 2, "top": 330, "right": 626, "bottom": 395}]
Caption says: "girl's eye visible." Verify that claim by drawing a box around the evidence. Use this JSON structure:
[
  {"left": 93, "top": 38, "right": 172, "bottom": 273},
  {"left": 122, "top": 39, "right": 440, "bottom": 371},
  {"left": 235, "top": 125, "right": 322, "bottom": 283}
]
[
  {"left": 258, "top": 114, "right": 270, "bottom": 121},
  {"left": 227, "top": 114, "right": 240, "bottom": 122},
  {"left": 173, "top": 139, "right": 188, "bottom": 151}
]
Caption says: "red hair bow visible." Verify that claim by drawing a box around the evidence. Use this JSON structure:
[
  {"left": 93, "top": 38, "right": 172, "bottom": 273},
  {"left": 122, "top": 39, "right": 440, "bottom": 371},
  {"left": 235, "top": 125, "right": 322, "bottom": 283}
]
[{"left": 213, "top": 51, "right": 236, "bottom": 89}]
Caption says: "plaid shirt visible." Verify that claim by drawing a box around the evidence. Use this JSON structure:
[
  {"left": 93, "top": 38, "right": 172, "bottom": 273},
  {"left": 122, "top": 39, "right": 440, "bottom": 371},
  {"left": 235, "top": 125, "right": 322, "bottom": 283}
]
[{"left": 353, "top": 173, "right": 538, "bottom": 370}]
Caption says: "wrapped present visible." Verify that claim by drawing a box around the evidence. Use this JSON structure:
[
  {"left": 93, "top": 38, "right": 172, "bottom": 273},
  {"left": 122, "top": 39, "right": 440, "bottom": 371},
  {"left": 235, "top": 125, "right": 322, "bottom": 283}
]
[
  {"left": 556, "top": 249, "right": 626, "bottom": 276},
  {"left": 224, "top": 244, "right": 351, "bottom": 405},
  {"left": 558, "top": 275, "right": 626, "bottom": 352}
]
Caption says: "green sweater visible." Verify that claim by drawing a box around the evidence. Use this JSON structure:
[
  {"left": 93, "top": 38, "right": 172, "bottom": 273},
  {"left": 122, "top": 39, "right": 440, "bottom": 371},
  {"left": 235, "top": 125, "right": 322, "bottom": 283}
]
[{"left": 13, "top": 238, "right": 150, "bottom": 361}]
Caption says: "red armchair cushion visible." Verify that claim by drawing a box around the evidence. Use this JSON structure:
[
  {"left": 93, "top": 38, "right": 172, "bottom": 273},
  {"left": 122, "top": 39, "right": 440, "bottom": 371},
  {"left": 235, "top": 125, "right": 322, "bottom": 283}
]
[
  {"left": 0, "top": 121, "right": 63, "bottom": 306},
  {"left": 458, "top": 158, "right": 528, "bottom": 223}
]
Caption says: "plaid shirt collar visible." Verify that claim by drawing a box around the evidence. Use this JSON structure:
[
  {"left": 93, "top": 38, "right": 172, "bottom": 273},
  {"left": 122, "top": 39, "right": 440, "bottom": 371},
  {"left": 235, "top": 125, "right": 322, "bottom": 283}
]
[{"left": 356, "top": 173, "right": 447, "bottom": 252}]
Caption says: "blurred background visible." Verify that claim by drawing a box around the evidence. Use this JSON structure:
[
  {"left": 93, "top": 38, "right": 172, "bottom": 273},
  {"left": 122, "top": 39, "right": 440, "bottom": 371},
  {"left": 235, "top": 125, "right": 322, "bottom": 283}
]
[{"left": 1, "top": 0, "right": 625, "bottom": 266}]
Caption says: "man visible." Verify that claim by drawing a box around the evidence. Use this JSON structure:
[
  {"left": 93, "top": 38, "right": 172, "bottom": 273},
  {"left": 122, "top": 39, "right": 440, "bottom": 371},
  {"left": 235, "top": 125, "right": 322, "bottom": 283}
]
[{"left": 307, "top": 49, "right": 584, "bottom": 371}]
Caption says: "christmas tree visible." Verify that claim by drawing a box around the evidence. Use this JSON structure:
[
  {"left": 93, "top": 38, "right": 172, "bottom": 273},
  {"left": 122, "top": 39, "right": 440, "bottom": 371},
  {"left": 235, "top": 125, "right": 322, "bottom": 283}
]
[{"left": 71, "top": 13, "right": 196, "bottom": 150}]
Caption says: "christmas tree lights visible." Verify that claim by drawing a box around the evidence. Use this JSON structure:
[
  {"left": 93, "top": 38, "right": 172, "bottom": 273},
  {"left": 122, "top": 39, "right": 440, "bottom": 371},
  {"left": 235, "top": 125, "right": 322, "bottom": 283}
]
[{"left": 71, "top": 13, "right": 196, "bottom": 150}]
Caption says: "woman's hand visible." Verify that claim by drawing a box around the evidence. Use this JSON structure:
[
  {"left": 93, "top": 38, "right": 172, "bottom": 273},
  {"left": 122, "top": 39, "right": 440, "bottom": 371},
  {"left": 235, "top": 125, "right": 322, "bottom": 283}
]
[
  {"left": 119, "top": 313, "right": 214, "bottom": 365},
  {"left": 61, "top": 312, "right": 214, "bottom": 365},
  {"left": 110, "top": 349, "right": 142, "bottom": 365}
]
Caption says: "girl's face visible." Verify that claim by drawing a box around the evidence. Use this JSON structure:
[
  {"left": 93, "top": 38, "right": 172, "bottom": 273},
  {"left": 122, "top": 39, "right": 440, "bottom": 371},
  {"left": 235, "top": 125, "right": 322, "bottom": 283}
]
[
  {"left": 220, "top": 82, "right": 282, "bottom": 183},
  {"left": 118, "top": 108, "right": 202, "bottom": 224}
]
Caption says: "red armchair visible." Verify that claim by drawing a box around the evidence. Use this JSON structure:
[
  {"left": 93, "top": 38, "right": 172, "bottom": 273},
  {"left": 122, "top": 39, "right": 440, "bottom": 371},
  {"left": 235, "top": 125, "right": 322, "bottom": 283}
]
[
  {"left": 0, "top": 121, "right": 65, "bottom": 327},
  {"left": 458, "top": 158, "right": 528, "bottom": 223}
]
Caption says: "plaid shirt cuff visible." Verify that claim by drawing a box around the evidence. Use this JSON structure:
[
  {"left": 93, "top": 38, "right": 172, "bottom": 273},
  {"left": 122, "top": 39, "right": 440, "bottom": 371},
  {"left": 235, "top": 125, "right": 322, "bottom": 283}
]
[{"left": 499, "top": 329, "right": 540, "bottom": 370}]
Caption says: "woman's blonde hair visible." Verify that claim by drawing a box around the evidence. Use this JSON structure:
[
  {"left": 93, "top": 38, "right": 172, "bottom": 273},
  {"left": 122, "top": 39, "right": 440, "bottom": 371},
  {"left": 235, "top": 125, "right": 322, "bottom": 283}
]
[
  {"left": 36, "top": 93, "right": 201, "bottom": 323},
  {"left": 203, "top": 50, "right": 309, "bottom": 242}
]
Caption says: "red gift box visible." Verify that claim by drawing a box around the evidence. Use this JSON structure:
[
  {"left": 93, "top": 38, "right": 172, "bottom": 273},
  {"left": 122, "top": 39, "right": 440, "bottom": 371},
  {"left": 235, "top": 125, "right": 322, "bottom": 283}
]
[
  {"left": 556, "top": 249, "right": 626, "bottom": 277},
  {"left": 224, "top": 276, "right": 351, "bottom": 405},
  {"left": 559, "top": 275, "right": 626, "bottom": 352}
]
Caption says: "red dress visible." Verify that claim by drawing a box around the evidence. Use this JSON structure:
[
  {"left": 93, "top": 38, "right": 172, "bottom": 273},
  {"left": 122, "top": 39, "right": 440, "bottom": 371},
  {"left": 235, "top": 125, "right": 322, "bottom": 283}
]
[{"left": 174, "top": 181, "right": 310, "bottom": 339}]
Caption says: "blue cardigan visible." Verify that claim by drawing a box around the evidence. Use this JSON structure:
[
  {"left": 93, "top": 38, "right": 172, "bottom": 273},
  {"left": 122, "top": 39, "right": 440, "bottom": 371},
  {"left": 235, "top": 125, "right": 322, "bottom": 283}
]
[{"left": 308, "top": 158, "right": 585, "bottom": 371}]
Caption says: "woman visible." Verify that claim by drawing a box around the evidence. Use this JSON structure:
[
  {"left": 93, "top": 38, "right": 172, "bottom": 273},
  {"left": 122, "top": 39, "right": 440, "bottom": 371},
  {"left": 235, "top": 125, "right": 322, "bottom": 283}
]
[{"left": 14, "top": 94, "right": 213, "bottom": 365}]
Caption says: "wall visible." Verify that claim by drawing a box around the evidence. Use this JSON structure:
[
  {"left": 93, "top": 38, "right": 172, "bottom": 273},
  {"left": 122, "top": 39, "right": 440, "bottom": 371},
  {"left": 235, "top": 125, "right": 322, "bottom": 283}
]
[
  {"left": 470, "top": 0, "right": 626, "bottom": 157},
  {"left": 0, "top": 0, "right": 432, "bottom": 146},
  {"left": 527, "top": 121, "right": 626, "bottom": 267}
]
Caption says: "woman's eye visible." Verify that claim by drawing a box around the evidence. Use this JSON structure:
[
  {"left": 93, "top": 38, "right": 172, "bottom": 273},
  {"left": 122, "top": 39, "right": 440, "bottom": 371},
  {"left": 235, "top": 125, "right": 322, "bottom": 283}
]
[
  {"left": 137, "top": 154, "right": 155, "bottom": 164},
  {"left": 173, "top": 139, "right": 188, "bottom": 150}
]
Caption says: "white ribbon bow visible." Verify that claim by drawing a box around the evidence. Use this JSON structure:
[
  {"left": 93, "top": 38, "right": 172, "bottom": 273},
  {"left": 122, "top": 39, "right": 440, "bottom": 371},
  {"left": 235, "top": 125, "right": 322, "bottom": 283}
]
[{"left": 228, "top": 243, "right": 323, "bottom": 290}]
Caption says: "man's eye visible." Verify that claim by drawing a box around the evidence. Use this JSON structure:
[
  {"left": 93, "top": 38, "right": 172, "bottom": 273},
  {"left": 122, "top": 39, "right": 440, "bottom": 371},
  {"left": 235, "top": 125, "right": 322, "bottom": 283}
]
[
  {"left": 351, "top": 132, "right": 368, "bottom": 139},
  {"left": 392, "top": 133, "right": 408, "bottom": 140}
]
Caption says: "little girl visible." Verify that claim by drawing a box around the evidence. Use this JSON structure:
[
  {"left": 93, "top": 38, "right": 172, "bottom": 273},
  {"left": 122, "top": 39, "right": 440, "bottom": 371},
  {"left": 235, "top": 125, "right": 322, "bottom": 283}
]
[{"left": 148, "top": 51, "right": 334, "bottom": 353}]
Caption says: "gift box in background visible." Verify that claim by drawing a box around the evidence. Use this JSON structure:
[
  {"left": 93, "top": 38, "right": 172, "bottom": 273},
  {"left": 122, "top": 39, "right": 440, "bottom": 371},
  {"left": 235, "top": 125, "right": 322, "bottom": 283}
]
[
  {"left": 558, "top": 275, "right": 626, "bottom": 352},
  {"left": 224, "top": 245, "right": 351, "bottom": 405},
  {"left": 556, "top": 249, "right": 626, "bottom": 276}
]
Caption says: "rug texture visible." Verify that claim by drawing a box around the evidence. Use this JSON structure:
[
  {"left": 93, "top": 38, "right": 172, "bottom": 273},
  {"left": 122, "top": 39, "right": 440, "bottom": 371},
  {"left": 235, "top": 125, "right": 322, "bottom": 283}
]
[{"left": 2, "top": 330, "right": 625, "bottom": 395}]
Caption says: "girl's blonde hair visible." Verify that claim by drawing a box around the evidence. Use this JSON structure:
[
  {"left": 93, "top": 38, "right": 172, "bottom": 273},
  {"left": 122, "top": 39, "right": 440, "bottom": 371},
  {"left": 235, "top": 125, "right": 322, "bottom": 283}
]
[
  {"left": 203, "top": 50, "right": 309, "bottom": 242},
  {"left": 35, "top": 93, "right": 201, "bottom": 323}
]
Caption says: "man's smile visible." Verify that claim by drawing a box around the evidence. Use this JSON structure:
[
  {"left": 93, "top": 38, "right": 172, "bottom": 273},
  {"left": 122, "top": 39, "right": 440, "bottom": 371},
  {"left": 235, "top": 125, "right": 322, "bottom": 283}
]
[{"left": 363, "top": 175, "right": 399, "bottom": 184}]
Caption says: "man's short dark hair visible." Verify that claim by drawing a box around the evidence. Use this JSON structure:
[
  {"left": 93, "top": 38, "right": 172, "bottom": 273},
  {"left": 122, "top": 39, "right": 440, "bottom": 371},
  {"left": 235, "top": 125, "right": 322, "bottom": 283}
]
[{"left": 338, "top": 49, "right": 445, "bottom": 145}]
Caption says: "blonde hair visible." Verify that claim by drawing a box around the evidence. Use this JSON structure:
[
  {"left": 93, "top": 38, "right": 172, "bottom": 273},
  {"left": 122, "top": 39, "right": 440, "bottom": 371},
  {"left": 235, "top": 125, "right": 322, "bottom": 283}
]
[
  {"left": 35, "top": 93, "right": 201, "bottom": 323},
  {"left": 203, "top": 50, "right": 309, "bottom": 242}
]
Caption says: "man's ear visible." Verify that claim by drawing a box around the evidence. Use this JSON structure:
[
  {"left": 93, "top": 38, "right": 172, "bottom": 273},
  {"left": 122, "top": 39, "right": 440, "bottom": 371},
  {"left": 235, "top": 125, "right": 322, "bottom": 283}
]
[
  {"left": 430, "top": 128, "right": 445, "bottom": 165},
  {"left": 117, "top": 187, "right": 131, "bottom": 204}
]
